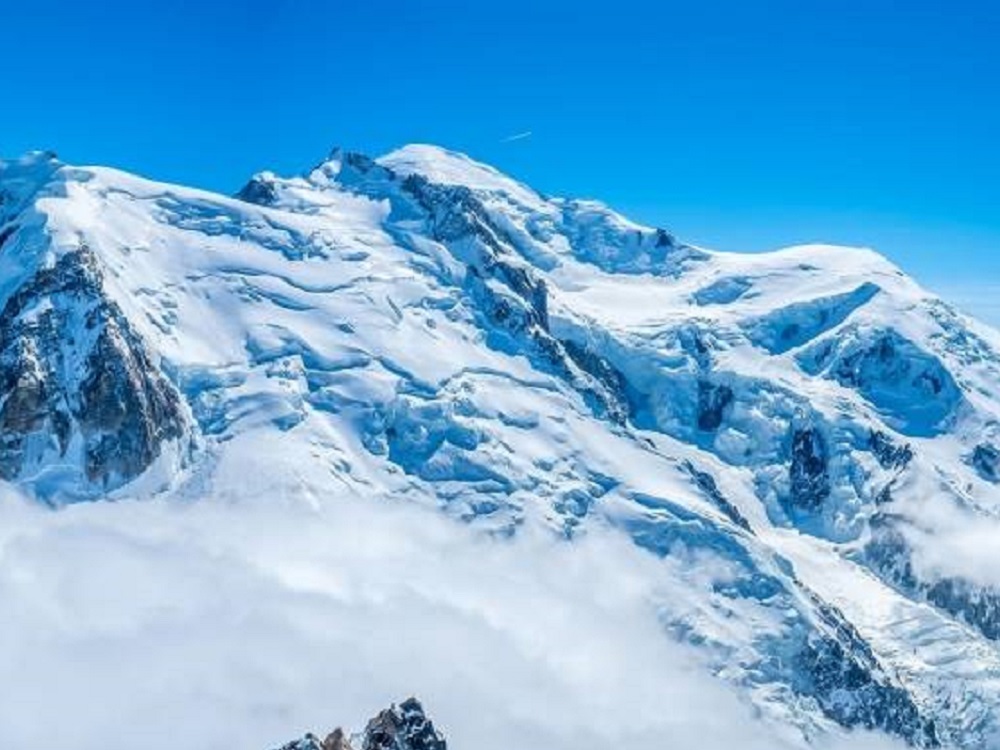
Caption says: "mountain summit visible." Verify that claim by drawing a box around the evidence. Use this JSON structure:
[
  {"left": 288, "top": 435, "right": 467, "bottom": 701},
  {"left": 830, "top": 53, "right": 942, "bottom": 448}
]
[
  {"left": 2, "top": 144, "right": 1000, "bottom": 747},
  {"left": 275, "top": 697, "right": 446, "bottom": 750}
]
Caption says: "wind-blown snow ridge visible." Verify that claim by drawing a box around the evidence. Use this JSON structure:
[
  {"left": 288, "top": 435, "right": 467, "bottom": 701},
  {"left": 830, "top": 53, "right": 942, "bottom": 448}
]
[{"left": 2, "top": 144, "right": 1000, "bottom": 748}]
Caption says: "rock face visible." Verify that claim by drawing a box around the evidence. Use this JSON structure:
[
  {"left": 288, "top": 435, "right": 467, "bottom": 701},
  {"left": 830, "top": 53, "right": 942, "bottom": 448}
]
[
  {"left": 0, "top": 246, "right": 185, "bottom": 491},
  {"left": 236, "top": 174, "right": 280, "bottom": 206},
  {"left": 869, "top": 430, "right": 914, "bottom": 471},
  {"left": 275, "top": 728, "right": 352, "bottom": 750},
  {"left": 274, "top": 698, "right": 446, "bottom": 750},
  {"left": 394, "top": 165, "right": 631, "bottom": 425},
  {"left": 971, "top": 442, "right": 1000, "bottom": 482},
  {"left": 788, "top": 426, "right": 830, "bottom": 511},
  {"left": 361, "top": 698, "right": 446, "bottom": 750},
  {"left": 696, "top": 379, "right": 733, "bottom": 431},
  {"left": 798, "top": 593, "right": 940, "bottom": 747}
]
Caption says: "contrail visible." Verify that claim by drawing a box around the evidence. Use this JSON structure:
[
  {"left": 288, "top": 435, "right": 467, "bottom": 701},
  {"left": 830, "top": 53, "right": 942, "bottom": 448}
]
[{"left": 501, "top": 130, "right": 533, "bottom": 143}]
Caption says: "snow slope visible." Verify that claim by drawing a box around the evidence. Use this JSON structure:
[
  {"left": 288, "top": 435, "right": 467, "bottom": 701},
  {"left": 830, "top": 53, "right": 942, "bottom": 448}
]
[{"left": 2, "top": 144, "right": 1000, "bottom": 748}]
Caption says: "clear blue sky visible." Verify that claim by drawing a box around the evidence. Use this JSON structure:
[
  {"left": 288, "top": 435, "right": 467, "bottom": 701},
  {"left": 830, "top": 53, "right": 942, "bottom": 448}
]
[{"left": 3, "top": 0, "right": 999, "bottom": 322}]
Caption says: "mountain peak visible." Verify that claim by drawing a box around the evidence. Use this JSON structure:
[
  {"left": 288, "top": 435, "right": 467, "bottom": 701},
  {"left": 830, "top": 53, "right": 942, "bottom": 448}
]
[
  {"left": 273, "top": 698, "right": 446, "bottom": 750},
  {"left": 378, "top": 143, "right": 546, "bottom": 208}
]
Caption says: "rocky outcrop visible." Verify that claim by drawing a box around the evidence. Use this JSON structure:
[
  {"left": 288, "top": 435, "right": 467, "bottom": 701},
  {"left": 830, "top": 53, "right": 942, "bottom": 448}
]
[
  {"left": 274, "top": 698, "right": 446, "bottom": 750},
  {"left": 236, "top": 174, "right": 279, "bottom": 206},
  {"left": 971, "top": 442, "right": 1000, "bottom": 482},
  {"left": 361, "top": 698, "right": 446, "bottom": 750},
  {"left": 275, "top": 728, "right": 352, "bottom": 750},
  {"left": 397, "top": 167, "right": 630, "bottom": 424},
  {"left": 759, "top": 586, "right": 938, "bottom": 746},
  {"left": 869, "top": 430, "right": 915, "bottom": 471},
  {"left": 684, "top": 459, "right": 751, "bottom": 531},
  {"left": 696, "top": 379, "right": 734, "bottom": 431},
  {"left": 0, "top": 246, "right": 185, "bottom": 490},
  {"left": 788, "top": 426, "right": 830, "bottom": 511},
  {"left": 796, "top": 628, "right": 939, "bottom": 746}
]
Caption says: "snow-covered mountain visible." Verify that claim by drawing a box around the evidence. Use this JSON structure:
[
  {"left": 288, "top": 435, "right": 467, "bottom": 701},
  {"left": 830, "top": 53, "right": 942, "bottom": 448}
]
[{"left": 2, "top": 144, "right": 1000, "bottom": 748}]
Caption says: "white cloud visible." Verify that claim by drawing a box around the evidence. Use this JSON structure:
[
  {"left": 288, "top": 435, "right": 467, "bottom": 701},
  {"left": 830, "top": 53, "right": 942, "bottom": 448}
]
[
  {"left": 898, "top": 494, "right": 1000, "bottom": 590},
  {"left": 0, "top": 489, "right": 902, "bottom": 750}
]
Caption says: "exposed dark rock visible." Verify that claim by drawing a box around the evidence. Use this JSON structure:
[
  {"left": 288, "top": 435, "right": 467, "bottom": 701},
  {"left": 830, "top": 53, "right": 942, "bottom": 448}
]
[
  {"left": 496, "top": 262, "right": 548, "bottom": 328},
  {"left": 0, "top": 247, "right": 185, "bottom": 487},
  {"left": 325, "top": 729, "right": 352, "bottom": 750},
  {"left": 925, "top": 578, "right": 1000, "bottom": 641},
  {"left": 683, "top": 460, "right": 751, "bottom": 531},
  {"left": 789, "top": 584, "right": 938, "bottom": 746},
  {"left": 363, "top": 698, "right": 446, "bottom": 750},
  {"left": 275, "top": 698, "right": 445, "bottom": 750},
  {"left": 464, "top": 270, "right": 627, "bottom": 424},
  {"left": 655, "top": 228, "right": 675, "bottom": 247},
  {"left": 340, "top": 150, "right": 375, "bottom": 171},
  {"left": 869, "top": 430, "right": 914, "bottom": 471},
  {"left": 402, "top": 175, "right": 547, "bottom": 324},
  {"left": 971, "top": 442, "right": 1000, "bottom": 482},
  {"left": 874, "top": 482, "right": 894, "bottom": 505},
  {"left": 0, "top": 223, "right": 17, "bottom": 250},
  {"left": 236, "top": 175, "right": 279, "bottom": 206},
  {"left": 402, "top": 175, "right": 502, "bottom": 248},
  {"left": 404, "top": 175, "right": 550, "bottom": 327},
  {"left": 275, "top": 727, "right": 352, "bottom": 750},
  {"left": 788, "top": 426, "right": 830, "bottom": 510},
  {"left": 561, "top": 338, "right": 631, "bottom": 423},
  {"left": 275, "top": 734, "right": 332, "bottom": 750},
  {"left": 398, "top": 173, "right": 630, "bottom": 425},
  {"left": 796, "top": 630, "right": 938, "bottom": 746},
  {"left": 696, "top": 379, "right": 733, "bottom": 431}
]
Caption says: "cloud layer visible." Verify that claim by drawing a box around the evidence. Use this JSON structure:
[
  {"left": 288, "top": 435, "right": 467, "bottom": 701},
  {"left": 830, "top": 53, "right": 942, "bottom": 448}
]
[{"left": 0, "top": 490, "right": 902, "bottom": 750}]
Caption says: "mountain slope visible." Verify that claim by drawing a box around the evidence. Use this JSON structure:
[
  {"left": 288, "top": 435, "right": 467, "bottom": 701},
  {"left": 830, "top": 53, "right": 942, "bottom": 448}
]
[{"left": 2, "top": 145, "right": 1000, "bottom": 747}]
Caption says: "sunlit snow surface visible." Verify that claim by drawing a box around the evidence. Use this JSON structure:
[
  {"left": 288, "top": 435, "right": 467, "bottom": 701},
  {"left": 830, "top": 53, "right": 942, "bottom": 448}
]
[{"left": 1, "top": 146, "right": 1000, "bottom": 748}]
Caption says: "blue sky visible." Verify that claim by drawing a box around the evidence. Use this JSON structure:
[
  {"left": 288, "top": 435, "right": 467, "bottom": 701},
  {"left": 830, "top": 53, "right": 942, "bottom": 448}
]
[{"left": 3, "top": 0, "right": 998, "bottom": 322}]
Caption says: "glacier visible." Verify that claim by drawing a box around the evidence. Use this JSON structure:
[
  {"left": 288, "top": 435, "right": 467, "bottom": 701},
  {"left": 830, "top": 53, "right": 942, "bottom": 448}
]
[{"left": 1, "top": 144, "right": 1000, "bottom": 748}]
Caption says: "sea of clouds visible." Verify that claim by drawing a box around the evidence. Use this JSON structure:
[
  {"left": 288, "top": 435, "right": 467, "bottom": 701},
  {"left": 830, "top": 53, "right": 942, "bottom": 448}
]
[{"left": 0, "top": 488, "right": 903, "bottom": 750}]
